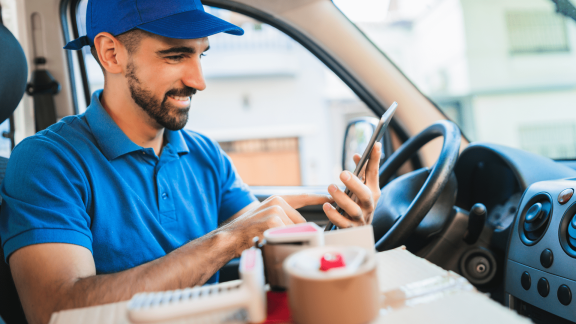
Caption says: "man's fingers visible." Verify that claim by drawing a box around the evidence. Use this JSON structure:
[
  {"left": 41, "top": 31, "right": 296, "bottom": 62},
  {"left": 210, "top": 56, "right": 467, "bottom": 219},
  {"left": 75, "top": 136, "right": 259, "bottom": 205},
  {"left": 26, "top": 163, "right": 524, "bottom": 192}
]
[
  {"left": 261, "top": 196, "right": 307, "bottom": 224},
  {"left": 279, "top": 202, "right": 307, "bottom": 224},
  {"left": 322, "top": 203, "right": 355, "bottom": 228},
  {"left": 352, "top": 153, "right": 367, "bottom": 181},
  {"left": 353, "top": 153, "right": 361, "bottom": 166},
  {"left": 261, "top": 205, "right": 294, "bottom": 226},
  {"left": 267, "top": 215, "right": 287, "bottom": 229},
  {"left": 280, "top": 194, "right": 334, "bottom": 209},
  {"left": 328, "top": 183, "right": 365, "bottom": 219},
  {"left": 365, "top": 142, "right": 382, "bottom": 190},
  {"left": 337, "top": 171, "right": 373, "bottom": 209}
]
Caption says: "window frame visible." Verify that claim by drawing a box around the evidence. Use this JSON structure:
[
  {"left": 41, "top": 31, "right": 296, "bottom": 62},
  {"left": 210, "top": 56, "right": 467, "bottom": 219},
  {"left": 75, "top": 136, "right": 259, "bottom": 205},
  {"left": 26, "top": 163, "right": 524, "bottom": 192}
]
[{"left": 60, "top": 0, "right": 89, "bottom": 111}]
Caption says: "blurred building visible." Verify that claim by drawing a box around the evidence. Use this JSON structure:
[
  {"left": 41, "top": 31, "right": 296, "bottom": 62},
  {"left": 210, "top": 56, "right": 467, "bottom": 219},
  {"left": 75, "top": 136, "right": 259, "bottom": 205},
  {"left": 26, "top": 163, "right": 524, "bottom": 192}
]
[{"left": 357, "top": 0, "right": 576, "bottom": 159}]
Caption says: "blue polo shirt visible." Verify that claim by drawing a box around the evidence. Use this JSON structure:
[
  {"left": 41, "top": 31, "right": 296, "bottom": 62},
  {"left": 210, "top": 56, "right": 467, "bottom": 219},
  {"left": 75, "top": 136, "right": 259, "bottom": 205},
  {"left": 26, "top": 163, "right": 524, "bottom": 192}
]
[{"left": 0, "top": 90, "right": 256, "bottom": 283}]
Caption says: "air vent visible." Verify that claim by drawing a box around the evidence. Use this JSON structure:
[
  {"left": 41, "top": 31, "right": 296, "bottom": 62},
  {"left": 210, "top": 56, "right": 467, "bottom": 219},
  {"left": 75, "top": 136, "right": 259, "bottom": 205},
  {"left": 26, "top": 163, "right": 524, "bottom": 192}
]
[
  {"left": 568, "top": 218, "right": 576, "bottom": 248},
  {"left": 559, "top": 202, "right": 576, "bottom": 258},
  {"left": 518, "top": 193, "right": 553, "bottom": 245}
]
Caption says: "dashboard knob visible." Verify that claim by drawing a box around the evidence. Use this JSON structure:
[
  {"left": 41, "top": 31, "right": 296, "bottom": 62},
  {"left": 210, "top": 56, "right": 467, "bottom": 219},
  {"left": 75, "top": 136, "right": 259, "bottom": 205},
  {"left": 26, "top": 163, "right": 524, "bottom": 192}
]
[
  {"left": 519, "top": 194, "right": 553, "bottom": 245},
  {"left": 525, "top": 202, "right": 543, "bottom": 223},
  {"left": 523, "top": 201, "right": 551, "bottom": 239}
]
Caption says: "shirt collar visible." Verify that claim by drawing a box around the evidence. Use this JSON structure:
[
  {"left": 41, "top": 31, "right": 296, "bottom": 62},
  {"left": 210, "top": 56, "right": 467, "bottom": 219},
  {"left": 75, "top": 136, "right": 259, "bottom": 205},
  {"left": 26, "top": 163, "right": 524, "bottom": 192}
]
[
  {"left": 85, "top": 90, "right": 189, "bottom": 160},
  {"left": 165, "top": 129, "right": 189, "bottom": 155}
]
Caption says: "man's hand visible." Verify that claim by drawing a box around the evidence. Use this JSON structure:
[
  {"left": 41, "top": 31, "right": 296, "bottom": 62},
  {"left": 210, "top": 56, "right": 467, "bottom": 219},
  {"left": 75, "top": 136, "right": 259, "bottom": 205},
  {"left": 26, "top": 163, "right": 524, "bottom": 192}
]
[
  {"left": 323, "top": 142, "right": 382, "bottom": 228},
  {"left": 221, "top": 194, "right": 333, "bottom": 255}
]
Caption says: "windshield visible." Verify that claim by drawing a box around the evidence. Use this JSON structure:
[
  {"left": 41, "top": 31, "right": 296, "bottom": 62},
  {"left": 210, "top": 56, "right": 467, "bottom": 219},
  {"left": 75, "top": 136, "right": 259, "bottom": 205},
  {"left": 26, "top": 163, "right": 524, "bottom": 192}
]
[{"left": 335, "top": 0, "right": 576, "bottom": 160}]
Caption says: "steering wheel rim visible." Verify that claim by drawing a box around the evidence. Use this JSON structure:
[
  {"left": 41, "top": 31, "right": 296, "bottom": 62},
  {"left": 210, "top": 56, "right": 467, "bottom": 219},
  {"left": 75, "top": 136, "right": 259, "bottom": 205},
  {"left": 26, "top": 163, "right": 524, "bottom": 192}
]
[{"left": 375, "top": 120, "right": 461, "bottom": 251}]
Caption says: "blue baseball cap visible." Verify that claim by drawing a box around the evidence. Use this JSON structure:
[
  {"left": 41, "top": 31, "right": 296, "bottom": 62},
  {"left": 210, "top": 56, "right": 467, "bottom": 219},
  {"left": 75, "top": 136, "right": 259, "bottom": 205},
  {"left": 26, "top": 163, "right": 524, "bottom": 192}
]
[{"left": 64, "top": 0, "right": 244, "bottom": 50}]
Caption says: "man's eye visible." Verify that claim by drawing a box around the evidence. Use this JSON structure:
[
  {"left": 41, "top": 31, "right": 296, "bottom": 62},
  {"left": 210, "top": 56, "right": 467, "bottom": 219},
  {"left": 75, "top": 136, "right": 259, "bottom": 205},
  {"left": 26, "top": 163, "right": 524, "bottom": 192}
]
[
  {"left": 166, "top": 55, "right": 184, "bottom": 61},
  {"left": 201, "top": 53, "right": 207, "bottom": 58}
]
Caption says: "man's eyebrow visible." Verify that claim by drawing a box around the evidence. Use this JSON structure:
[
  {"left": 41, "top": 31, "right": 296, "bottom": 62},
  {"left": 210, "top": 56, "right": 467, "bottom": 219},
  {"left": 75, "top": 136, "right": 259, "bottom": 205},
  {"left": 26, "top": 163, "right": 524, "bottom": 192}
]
[{"left": 156, "top": 45, "right": 210, "bottom": 55}]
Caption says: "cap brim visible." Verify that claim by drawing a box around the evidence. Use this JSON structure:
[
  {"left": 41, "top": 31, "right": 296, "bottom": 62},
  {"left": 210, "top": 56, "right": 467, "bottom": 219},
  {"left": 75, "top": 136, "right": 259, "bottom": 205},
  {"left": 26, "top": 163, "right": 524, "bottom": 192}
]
[
  {"left": 137, "top": 9, "right": 244, "bottom": 39},
  {"left": 64, "top": 35, "right": 91, "bottom": 50}
]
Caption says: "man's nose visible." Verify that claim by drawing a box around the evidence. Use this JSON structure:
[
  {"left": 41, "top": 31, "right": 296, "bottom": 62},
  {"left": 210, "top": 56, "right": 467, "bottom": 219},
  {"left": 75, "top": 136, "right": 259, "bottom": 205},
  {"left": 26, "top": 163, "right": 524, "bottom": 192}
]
[{"left": 182, "top": 58, "right": 207, "bottom": 91}]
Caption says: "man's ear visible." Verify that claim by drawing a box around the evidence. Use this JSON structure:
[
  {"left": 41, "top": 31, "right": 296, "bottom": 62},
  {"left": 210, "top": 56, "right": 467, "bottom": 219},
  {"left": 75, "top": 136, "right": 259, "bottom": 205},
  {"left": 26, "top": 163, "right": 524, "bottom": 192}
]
[{"left": 93, "top": 32, "right": 127, "bottom": 75}]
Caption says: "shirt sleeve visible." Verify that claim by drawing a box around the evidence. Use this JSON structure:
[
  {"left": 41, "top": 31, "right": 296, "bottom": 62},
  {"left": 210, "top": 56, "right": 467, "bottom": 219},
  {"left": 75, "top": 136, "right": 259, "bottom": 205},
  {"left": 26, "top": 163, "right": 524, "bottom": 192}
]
[
  {"left": 0, "top": 136, "right": 93, "bottom": 262},
  {"left": 215, "top": 146, "right": 257, "bottom": 224}
]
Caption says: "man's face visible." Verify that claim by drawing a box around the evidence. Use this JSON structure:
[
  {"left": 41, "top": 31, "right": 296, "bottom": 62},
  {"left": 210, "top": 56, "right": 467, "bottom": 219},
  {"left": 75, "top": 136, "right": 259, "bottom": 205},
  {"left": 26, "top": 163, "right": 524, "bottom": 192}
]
[{"left": 123, "top": 35, "right": 208, "bottom": 130}]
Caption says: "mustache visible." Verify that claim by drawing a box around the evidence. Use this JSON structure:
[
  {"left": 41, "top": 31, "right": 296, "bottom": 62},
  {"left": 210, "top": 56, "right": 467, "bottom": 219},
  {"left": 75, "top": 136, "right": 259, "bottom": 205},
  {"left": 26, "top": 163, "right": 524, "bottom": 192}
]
[{"left": 165, "top": 87, "right": 197, "bottom": 98}]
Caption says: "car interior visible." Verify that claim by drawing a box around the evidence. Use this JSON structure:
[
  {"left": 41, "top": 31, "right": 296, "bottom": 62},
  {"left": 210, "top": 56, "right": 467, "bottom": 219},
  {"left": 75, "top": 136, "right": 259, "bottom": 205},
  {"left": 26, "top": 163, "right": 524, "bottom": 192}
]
[{"left": 3, "top": 0, "right": 576, "bottom": 323}]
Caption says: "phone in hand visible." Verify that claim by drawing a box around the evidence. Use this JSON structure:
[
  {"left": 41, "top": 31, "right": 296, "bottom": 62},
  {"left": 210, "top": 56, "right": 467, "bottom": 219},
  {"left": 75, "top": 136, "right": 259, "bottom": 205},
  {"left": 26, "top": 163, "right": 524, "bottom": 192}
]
[{"left": 325, "top": 102, "right": 398, "bottom": 231}]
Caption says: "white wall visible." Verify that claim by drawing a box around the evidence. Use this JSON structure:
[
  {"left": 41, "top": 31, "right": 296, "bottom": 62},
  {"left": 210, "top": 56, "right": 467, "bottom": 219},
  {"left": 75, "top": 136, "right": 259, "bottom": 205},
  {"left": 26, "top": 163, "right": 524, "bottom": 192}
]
[{"left": 461, "top": 0, "right": 576, "bottom": 92}]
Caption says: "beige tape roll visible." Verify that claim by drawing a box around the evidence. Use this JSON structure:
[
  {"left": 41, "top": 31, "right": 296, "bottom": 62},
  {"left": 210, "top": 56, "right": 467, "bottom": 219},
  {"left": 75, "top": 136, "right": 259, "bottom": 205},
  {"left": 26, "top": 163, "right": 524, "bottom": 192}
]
[
  {"left": 284, "top": 246, "right": 380, "bottom": 324},
  {"left": 263, "top": 244, "right": 305, "bottom": 289}
]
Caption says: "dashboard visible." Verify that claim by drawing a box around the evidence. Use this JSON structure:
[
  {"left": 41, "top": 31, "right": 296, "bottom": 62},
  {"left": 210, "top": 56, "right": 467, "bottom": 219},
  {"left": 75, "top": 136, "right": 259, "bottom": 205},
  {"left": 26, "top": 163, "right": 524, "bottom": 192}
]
[
  {"left": 506, "top": 180, "right": 576, "bottom": 323},
  {"left": 452, "top": 143, "right": 576, "bottom": 322}
]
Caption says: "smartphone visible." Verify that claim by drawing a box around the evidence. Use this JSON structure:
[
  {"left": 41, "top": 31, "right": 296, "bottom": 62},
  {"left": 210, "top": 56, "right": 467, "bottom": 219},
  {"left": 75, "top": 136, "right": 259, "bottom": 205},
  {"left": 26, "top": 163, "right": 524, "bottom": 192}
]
[{"left": 325, "top": 101, "right": 398, "bottom": 231}]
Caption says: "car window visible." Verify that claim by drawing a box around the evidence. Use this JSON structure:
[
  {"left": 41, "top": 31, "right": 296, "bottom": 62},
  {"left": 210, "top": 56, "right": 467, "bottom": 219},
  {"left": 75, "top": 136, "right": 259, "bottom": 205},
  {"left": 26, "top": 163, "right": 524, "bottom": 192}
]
[
  {"left": 335, "top": 0, "right": 576, "bottom": 160},
  {"left": 74, "top": 1, "right": 376, "bottom": 186}
]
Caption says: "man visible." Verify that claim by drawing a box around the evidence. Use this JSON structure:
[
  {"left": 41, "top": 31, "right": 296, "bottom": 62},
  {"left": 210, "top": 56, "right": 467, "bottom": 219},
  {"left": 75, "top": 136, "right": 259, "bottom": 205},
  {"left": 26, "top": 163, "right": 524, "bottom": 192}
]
[{"left": 0, "top": 1, "right": 382, "bottom": 323}]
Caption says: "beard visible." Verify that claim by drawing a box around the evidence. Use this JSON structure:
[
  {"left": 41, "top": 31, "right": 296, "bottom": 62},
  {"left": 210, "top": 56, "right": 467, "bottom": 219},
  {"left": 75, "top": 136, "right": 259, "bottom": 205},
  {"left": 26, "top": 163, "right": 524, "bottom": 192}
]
[{"left": 125, "top": 61, "right": 196, "bottom": 131}]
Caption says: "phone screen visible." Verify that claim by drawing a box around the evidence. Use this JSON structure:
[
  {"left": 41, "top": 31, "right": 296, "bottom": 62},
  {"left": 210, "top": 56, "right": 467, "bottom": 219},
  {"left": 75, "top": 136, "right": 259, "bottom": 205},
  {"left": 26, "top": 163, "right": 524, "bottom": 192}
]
[{"left": 325, "top": 102, "right": 398, "bottom": 231}]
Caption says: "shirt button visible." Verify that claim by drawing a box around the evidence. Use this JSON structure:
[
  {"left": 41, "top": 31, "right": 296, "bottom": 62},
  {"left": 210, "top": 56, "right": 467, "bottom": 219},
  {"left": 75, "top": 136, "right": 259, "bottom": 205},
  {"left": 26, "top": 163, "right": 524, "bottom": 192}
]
[
  {"left": 142, "top": 151, "right": 146, "bottom": 155},
  {"left": 162, "top": 193, "right": 168, "bottom": 199}
]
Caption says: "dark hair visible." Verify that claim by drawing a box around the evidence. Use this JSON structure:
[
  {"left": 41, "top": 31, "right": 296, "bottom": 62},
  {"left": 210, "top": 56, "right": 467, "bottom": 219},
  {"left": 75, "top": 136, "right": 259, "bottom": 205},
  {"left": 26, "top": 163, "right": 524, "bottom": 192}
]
[{"left": 90, "top": 29, "right": 156, "bottom": 72}]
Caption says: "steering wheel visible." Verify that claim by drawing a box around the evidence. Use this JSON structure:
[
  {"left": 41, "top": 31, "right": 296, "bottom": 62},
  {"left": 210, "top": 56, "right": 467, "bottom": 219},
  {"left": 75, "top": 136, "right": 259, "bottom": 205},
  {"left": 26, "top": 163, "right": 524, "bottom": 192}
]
[{"left": 374, "top": 120, "right": 461, "bottom": 252}]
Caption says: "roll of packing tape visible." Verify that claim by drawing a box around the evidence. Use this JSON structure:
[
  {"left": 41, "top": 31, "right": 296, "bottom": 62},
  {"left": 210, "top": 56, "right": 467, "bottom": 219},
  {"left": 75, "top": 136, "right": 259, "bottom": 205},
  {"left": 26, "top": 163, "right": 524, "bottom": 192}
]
[
  {"left": 284, "top": 246, "right": 379, "bottom": 324},
  {"left": 263, "top": 223, "right": 324, "bottom": 289}
]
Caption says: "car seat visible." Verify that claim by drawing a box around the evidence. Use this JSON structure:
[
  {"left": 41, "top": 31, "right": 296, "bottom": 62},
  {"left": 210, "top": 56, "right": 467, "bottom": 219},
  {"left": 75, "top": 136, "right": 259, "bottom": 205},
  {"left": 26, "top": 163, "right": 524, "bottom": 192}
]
[{"left": 0, "top": 23, "right": 30, "bottom": 324}]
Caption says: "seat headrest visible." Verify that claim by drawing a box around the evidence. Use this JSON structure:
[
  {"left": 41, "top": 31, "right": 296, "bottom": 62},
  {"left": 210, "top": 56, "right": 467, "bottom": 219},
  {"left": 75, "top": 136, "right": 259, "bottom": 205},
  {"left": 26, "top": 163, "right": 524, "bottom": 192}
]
[{"left": 0, "top": 25, "right": 28, "bottom": 125}]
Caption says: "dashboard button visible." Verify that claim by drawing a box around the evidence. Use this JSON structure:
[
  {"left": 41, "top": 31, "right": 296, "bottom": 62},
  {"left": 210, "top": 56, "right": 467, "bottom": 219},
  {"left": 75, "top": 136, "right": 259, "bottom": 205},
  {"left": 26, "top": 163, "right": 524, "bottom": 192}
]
[
  {"left": 521, "top": 271, "right": 531, "bottom": 290},
  {"left": 559, "top": 189, "right": 574, "bottom": 205},
  {"left": 558, "top": 284, "right": 572, "bottom": 305},
  {"left": 538, "top": 277, "right": 550, "bottom": 297},
  {"left": 525, "top": 203, "right": 543, "bottom": 223},
  {"left": 540, "top": 249, "right": 554, "bottom": 268}
]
